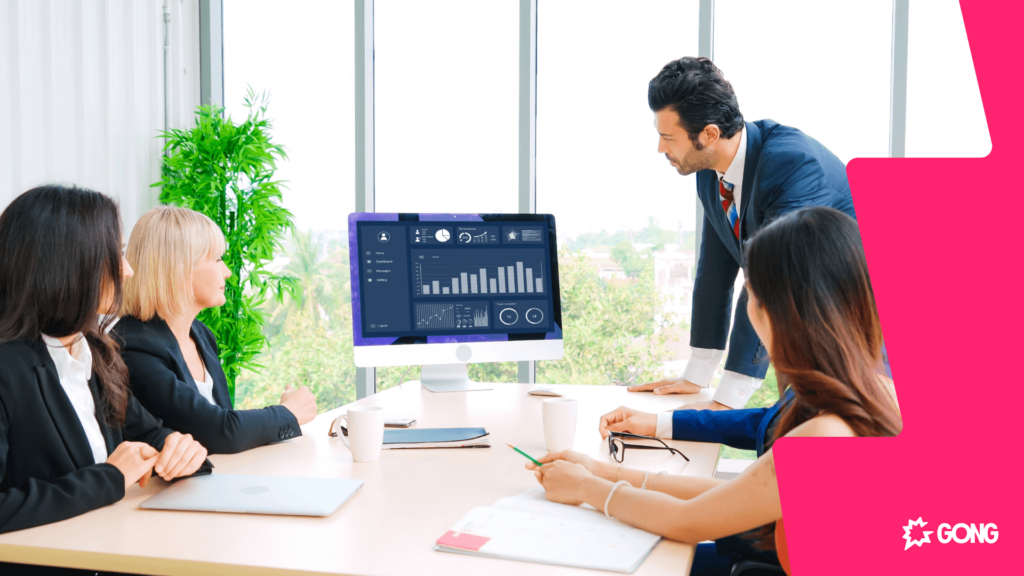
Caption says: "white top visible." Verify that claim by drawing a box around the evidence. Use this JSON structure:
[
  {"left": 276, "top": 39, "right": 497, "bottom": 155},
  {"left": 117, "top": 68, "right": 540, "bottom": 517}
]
[
  {"left": 681, "top": 125, "right": 764, "bottom": 412},
  {"left": 41, "top": 334, "right": 108, "bottom": 465},
  {"left": 196, "top": 366, "right": 217, "bottom": 406}
]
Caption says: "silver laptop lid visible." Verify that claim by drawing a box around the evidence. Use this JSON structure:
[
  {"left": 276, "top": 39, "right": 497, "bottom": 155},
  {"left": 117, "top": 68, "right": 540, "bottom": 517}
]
[{"left": 140, "top": 474, "right": 363, "bottom": 517}]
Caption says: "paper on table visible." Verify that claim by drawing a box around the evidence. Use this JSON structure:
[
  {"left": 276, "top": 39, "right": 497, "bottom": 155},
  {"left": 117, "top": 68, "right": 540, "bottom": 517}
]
[
  {"left": 438, "top": 488, "right": 661, "bottom": 573},
  {"left": 444, "top": 505, "right": 660, "bottom": 573},
  {"left": 492, "top": 487, "right": 619, "bottom": 527}
]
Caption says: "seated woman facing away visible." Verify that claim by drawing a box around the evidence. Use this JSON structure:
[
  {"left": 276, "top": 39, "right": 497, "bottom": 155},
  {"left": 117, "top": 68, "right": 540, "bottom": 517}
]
[
  {"left": 0, "top": 185, "right": 208, "bottom": 541},
  {"left": 527, "top": 207, "right": 901, "bottom": 576},
  {"left": 112, "top": 206, "right": 317, "bottom": 455}
]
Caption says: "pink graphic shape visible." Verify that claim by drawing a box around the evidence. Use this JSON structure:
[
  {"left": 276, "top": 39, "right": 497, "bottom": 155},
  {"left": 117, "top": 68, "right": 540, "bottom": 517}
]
[{"left": 774, "top": 2, "right": 1018, "bottom": 574}]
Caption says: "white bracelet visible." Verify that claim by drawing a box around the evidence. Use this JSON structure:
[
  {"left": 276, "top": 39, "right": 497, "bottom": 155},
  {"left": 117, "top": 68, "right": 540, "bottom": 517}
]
[
  {"left": 604, "top": 480, "right": 631, "bottom": 520},
  {"left": 640, "top": 471, "right": 650, "bottom": 490}
]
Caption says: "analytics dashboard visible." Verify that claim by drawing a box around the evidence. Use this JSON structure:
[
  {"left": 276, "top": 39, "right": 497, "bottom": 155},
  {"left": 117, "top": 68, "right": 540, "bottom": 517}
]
[{"left": 354, "top": 216, "right": 559, "bottom": 339}]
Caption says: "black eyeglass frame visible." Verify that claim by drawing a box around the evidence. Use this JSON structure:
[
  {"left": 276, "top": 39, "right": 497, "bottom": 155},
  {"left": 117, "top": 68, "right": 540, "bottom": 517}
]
[{"left": 607, "top": 431, "right": 689, "bottom": 463}]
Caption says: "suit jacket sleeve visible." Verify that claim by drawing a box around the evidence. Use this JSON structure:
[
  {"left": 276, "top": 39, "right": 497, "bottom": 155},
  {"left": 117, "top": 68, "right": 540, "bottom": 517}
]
[
  {"left": 670, "top": 406, "right": 771, "bottom": 452},
  {"left": 121, "top": 347, "right": 299, "bottom": 455},
  {"left": 0, "top": 394, "right": 124, "bottom": 534},
  {"left": 690, "top": 210, "right": 741, "bottom": 350}
]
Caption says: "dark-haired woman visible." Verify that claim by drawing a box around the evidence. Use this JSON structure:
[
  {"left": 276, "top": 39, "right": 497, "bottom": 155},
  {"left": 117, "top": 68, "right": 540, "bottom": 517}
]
[
  {"left": 0, "top": 186, "right": 209, "bottom": 549},
  {"left": 526, "top": 207, "right": 901, "bottom": 576}
]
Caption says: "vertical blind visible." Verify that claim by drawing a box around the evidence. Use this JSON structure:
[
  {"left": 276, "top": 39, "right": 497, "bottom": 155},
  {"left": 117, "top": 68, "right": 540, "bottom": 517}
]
[{"left": 0, "top": 0, "right": 200, "bottom": 231}]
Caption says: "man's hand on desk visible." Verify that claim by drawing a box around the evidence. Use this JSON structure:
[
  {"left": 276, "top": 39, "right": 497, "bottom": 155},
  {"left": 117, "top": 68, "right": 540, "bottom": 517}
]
[
  {"left": 598, "top": 406, "right": 657, "bottom": 439},
  {"left": 627, "top": 377, "right": 703, "bottom": 395},
  {"left": 673, "top": 400, "right": 731, "bottom": 411}
]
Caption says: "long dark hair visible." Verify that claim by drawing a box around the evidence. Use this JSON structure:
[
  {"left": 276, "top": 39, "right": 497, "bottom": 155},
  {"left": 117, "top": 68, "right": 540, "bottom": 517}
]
[
  {"left": 743, "top": 206, "right": 902, "bottom": 549},
  {"left": 0, "top": 185, "right": 130, "bottom": 427}
]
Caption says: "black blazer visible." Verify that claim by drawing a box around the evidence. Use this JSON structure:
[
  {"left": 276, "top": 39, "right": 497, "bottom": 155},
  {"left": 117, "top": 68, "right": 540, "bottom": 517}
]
[
  {"left": 112, "top": 316, "right": 300, "bottom": 454},
  {"left": 0, "top": 339, "right": 174, "bottom": 534}
]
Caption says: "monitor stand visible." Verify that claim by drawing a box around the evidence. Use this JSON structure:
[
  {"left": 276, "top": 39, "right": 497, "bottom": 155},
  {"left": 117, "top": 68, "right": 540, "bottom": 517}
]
[{"left": 420, "top": 363, "right": 494, "bottom": 393}]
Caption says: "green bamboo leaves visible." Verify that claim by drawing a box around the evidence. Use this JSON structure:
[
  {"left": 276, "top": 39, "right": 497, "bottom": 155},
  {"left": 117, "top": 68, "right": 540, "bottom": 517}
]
[{"left": 154, "top": 89, "right": 296, "bottom": 402}]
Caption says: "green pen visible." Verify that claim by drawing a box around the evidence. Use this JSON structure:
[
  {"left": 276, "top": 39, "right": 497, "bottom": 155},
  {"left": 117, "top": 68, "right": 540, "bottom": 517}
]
[{"left": 508, "top": 443, "right": 543, "bottom": 467}]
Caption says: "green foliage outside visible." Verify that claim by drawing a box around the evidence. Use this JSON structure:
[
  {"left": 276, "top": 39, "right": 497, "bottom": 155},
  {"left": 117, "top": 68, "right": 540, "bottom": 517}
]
[
  {"left": 565, "top": 217, "right": 695, "bottom": 253},
  {"left": 156, "top": 90, "right": 295, "bottom": 402},
  {"left": 536, "top": 251, "right": 677, "bottom": 386},
  {"left": 718, "top": 365, "right": 781, "bottom": 461}
]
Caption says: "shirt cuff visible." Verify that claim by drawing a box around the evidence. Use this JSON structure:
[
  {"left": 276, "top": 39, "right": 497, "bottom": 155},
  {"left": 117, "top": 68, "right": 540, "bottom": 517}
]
[
  {"left": 712, "top": 370, "right": 763, "bottom": 409},
  {"left": 656, "top": 412, "right": 673, "bottom": 439},
  {"left": 682, "top": 347, "right": 725, "bottom": 388}
]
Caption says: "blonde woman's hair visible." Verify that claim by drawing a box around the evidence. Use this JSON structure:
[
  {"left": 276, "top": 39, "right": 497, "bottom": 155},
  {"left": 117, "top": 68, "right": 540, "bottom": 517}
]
[{"left": 122, "top": 206, "right": 226, "bottom": 321}]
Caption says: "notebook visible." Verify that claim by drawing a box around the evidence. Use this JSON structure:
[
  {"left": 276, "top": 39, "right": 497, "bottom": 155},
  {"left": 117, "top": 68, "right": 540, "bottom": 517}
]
[
  {"left": 435, "top": 487, "right": 661, "bottom": 573},
  {"left": 382, "top": 427, "right": 490, "bottom": 449}
]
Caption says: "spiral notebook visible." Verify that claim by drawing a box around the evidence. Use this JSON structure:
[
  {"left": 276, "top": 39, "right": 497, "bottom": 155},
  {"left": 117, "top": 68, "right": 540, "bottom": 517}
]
[{"left": 435, "top": 488, "right": 661, "bottom": 573}]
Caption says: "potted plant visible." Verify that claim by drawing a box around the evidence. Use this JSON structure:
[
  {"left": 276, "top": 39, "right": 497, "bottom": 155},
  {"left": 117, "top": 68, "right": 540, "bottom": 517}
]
[{"left": 154, "top": 89, "right": 295, "bottom": 401}]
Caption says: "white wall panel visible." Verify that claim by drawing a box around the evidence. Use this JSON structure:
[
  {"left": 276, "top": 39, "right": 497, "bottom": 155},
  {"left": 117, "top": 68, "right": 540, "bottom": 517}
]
[{"left": 0, "top": 0, "right": 200, "bottom": 232}]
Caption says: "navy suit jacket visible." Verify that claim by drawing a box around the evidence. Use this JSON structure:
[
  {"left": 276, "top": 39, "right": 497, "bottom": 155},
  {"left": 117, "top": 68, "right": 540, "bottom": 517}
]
[
  {"left": 112, "top": 316, "right": 300, "bottom": 454},
  {"left": 693, "top": 120, "right": 856, "bottom": 381}
]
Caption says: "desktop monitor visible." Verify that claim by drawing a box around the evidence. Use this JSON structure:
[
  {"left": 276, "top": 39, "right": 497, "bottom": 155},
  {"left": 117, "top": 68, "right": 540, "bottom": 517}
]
[{"left": 348, "top": 213, "right": 563, "bottom": 392}]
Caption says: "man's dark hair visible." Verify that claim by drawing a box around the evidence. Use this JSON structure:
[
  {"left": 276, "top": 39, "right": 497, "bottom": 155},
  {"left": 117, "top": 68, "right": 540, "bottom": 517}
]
[{"left": 648, "top": 56, "right": 744, "bottom": 145}]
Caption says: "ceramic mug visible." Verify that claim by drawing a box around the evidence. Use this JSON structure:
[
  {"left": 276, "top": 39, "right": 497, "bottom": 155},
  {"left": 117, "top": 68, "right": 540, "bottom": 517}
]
[
  {"left": 542, "top": 398, "right": 578, "bottom": 452},
  {"left": 336, "top": 406, "right": 385, "bottom": 462}
]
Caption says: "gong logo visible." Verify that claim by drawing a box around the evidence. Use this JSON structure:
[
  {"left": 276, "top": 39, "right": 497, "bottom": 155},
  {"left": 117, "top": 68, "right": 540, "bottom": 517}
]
[{"left": 903, "top": 517, "right": 999, "bottom": 550}]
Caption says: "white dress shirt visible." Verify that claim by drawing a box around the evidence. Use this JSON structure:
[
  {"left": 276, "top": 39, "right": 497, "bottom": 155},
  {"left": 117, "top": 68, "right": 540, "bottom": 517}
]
[
  {"left": 677, "top": 125, "right": 764, "bottom": 417},
  {"left": 41, "top": 334, "right": 109, "bottom": 465},
  {"left": 196, "top": 366, "right": 217, "bottom": 406}
]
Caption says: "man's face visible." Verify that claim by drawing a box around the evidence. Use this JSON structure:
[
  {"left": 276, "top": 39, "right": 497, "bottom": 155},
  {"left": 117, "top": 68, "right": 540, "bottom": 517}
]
[{"left": 655, "top": 108, "right": 715, "bottom": 176}]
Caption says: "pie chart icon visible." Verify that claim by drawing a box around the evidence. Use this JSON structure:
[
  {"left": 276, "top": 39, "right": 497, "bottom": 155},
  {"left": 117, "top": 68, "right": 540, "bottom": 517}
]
[{"left": 435, "top": 229, "right": 451, "bottom": 242}]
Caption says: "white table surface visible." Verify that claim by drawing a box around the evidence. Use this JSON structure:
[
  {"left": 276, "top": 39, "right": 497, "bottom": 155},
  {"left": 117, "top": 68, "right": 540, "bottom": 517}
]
[{"left": 0, "top": 382, "right": 720, "bottom": 575}]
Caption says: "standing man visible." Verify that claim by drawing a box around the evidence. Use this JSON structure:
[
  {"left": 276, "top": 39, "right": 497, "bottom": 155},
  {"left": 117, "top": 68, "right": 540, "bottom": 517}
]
[{"left": 628, "top": 56, "right": 856, "bottom": 411}]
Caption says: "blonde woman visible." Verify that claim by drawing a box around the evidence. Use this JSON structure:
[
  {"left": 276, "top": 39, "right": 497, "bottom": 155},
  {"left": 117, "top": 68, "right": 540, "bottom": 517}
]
[{"left": 112, "top": 206, "right": 317, "bottom": 454}]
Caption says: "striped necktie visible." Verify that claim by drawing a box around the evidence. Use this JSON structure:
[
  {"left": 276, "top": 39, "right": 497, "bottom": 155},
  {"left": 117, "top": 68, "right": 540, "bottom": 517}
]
[{"left": 719, "top": 178, "right": 739, "bottom": 239}]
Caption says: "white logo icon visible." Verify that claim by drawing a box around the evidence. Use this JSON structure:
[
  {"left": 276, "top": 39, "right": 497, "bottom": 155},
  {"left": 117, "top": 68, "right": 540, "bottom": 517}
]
[
  {"left": 508, "top": 230, "right": 518, "bottom": 240},
  {"left": 903, "top": 517, "right": 933, "bottom": 550},
  {"left": 377, "top": 232, "right": 390, "bottom": 243}
]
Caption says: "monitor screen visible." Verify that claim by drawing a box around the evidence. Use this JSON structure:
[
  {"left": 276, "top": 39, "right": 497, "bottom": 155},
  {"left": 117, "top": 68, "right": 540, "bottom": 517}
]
[{"left": 348, "top": 213, "right": 562, "bottom": 347}]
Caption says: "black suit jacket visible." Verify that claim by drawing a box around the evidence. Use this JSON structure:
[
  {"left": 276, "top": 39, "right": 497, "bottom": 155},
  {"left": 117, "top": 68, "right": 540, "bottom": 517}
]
[
  {"left": 112, "top": 316, "right": 300, "bottom": 454},
  {"left": 0, "top": 339, "right": 175, "bottom": 534}
]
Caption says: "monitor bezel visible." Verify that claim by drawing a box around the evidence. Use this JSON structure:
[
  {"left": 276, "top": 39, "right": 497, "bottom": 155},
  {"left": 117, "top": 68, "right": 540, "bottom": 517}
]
[{"left": 348, "top": 213, "right": 563, "bottom": 348}]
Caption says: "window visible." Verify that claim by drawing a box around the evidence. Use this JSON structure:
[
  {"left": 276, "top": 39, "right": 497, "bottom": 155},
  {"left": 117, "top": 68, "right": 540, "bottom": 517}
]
[
  {"left": 905, "top": 0, "right": 990, "bottom": 157},
  {"left": 374, "top": 0, "right": 522, "bottom": 386},
  {"left": 224, "top": 0, "right": 357, "bottom": 411},
  {"left": 535, "top": 0, "right": 701, "bottom": 387},
  {"left": 714, "top": 0, "right": 893, "bottom": 163},
  {"left": 374, "top": 0, "right": 520, "bottom": 215}
]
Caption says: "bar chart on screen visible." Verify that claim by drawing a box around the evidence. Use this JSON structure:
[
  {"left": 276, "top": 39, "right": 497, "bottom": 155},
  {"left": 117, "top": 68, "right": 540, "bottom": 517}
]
[{"left": 412, "top": 248, "right": 547, "bottom": 297}]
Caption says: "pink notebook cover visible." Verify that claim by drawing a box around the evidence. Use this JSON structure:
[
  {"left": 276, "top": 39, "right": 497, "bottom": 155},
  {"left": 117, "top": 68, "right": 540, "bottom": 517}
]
[{"left": 436, "top": 530, "right": 491, "bottom": 552}]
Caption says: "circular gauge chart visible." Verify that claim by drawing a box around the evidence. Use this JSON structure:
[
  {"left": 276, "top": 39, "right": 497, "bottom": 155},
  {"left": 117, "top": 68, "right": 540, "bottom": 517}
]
[
  {"left": 499, "top": 308, "right": 519, "bottom": 326},
  {"left": 458, "top": 232, "right": 472, "bottom": 243},
  {"left": 435, "top": 229, "right": 451, "bottom": 242},
  {"left": 525, "top": 308, "right": 544, "bottom": 324}
]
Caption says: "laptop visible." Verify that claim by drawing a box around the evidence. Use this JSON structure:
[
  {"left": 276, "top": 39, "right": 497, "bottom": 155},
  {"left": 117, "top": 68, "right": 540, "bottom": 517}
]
[{"left": 140, "top": 474, "right": 363, "bottom": 517}]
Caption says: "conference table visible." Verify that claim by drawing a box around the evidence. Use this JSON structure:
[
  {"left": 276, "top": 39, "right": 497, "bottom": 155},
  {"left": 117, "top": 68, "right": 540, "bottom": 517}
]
[{"left": 0, "top": 382, "right": 722, "bottom": 575}]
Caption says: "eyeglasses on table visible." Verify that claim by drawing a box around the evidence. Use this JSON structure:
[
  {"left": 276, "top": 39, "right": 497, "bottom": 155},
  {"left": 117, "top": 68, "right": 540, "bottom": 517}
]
[{"left": 608, "top": 431, "right": 689, "bottom": 463}]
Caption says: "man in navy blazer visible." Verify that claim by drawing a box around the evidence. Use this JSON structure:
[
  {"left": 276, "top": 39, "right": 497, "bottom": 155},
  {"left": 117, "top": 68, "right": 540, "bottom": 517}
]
[{"left": 627, "top": 56, "right": 857, "bottom": 412}]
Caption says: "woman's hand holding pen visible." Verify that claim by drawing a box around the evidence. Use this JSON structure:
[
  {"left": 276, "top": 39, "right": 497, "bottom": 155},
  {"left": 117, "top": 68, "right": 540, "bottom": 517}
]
[
  {"left": 533, "top": 460, "right": 596, "bottom": 506},
  {"left": 525, "top": 449, "right": 616, "bottom": 480}
]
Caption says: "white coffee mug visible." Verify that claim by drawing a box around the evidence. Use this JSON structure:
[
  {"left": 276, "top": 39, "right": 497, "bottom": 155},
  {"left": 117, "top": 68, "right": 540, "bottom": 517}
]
[
  {"left": 542, "top": 398, "right": 578, "bottom": 452},
  {"left": 337, "top": 406, "right": 385, "bottom": 463}
]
